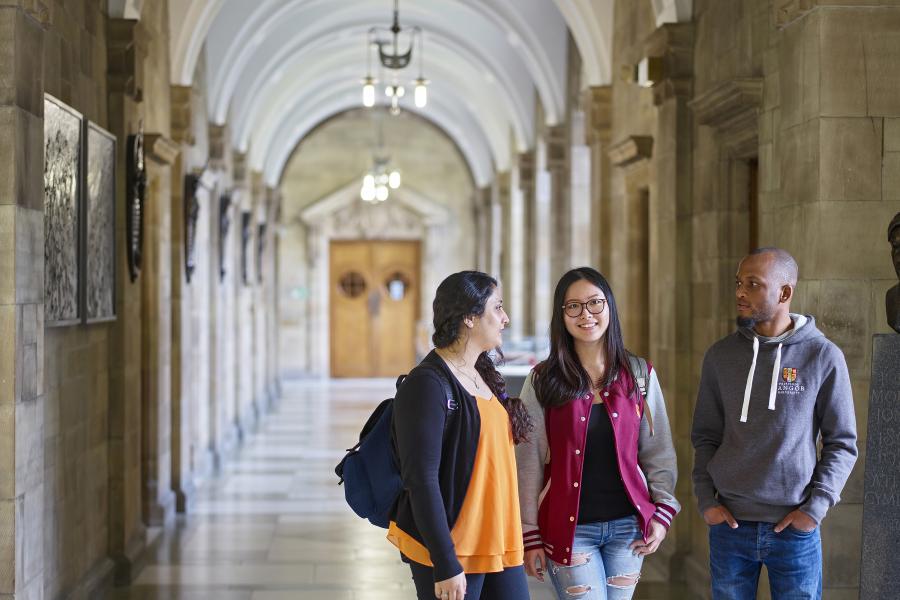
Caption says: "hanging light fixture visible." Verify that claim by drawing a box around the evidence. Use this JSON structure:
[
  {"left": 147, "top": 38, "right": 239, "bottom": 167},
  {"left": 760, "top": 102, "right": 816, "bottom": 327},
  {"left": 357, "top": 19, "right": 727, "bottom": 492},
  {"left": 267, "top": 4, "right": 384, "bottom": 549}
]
[
  {"left": 360, "top": 110, "right": 402, "bottom": 203},
  {"left": 362, "top": 0, "right": 428, "bottom": 115}
]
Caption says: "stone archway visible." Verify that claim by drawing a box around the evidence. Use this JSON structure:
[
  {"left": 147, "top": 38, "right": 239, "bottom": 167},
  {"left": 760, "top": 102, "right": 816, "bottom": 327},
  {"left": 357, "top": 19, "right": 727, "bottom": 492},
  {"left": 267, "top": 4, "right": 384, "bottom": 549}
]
[{"left": 298, "top": 181, "right": 450, "bottom": 377}]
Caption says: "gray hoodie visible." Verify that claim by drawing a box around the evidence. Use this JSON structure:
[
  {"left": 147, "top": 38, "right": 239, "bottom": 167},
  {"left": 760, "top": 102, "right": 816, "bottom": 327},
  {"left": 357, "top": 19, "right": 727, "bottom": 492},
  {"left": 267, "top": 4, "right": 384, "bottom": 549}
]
[{"left": 691, "top": 314, "right": 858, "bottom": 524}]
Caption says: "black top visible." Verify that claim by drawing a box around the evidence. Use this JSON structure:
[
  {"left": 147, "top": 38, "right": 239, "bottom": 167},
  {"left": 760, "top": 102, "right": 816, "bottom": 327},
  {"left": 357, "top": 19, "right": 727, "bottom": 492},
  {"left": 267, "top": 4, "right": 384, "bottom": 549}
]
[
  {"left": 577, "top": 402, "right": 636, "bottom": 524},
  {"left": 391, "top": 351, "right": 480, "bottom": 581}
]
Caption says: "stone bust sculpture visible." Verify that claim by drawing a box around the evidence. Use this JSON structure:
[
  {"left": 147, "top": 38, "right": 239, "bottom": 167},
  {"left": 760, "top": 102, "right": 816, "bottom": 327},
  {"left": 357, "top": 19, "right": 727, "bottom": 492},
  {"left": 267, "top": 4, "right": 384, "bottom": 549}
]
[{"left": 888, "top": 212, "right": 900, "bottom": 333}]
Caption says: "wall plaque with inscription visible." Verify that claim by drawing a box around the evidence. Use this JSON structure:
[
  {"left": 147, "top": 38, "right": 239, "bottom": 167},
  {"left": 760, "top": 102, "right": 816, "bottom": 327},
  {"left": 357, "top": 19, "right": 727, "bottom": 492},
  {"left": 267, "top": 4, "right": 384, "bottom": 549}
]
[{"left": 860, "top": 334, "right": 900, "bottom": 599}]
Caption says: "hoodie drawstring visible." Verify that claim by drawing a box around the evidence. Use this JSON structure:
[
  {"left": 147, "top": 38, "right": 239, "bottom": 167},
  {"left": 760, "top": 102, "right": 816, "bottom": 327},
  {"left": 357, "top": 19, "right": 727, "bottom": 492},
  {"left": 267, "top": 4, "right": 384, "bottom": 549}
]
[
  {"left": 739, "top": 337, "right": 759, "bottom": 423},
  {"left": 768, "top": 343, "right": 783, "bottom": 412},
  {"left": 740, "top": 338, "right": 783, "bottom": 423}
]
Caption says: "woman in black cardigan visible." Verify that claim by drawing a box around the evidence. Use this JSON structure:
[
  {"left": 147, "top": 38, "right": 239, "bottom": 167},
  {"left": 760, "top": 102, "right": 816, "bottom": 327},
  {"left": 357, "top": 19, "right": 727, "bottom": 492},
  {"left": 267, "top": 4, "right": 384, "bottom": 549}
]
[{"left": 388, "top": 271, "right": 532, "bottom": 600}]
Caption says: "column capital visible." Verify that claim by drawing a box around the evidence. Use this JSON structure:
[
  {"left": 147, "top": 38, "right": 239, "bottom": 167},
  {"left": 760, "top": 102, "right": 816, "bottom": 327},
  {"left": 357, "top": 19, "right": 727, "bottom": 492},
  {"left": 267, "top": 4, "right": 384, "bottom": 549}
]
[
  {"left": 545, "top": 125, "right": 567, "bottom": 171},
  {"left": 582, "top": 86, "right": 612, "bottom": 147},
  {"left": 209, "top": 123, "right": 228, "bottom": 168},
  {"left": 107, "top": 18, "right": 147, "bottom": 101},
  {"left": 644, "top": 22, "right": 694, "bottom": 106},
  {"left": 517, "top": 151, "right": 535, "bottom": 197},
  {"left": 170, "top": 85, "right": 193, "bottom": 145}
]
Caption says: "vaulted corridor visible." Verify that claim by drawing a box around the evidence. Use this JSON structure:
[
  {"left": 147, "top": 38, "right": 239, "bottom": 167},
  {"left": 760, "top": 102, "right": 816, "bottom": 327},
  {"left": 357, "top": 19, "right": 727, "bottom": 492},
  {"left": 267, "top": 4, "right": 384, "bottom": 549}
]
[{"left": 2, "top": 0, "right": 899, "bottom": 598}]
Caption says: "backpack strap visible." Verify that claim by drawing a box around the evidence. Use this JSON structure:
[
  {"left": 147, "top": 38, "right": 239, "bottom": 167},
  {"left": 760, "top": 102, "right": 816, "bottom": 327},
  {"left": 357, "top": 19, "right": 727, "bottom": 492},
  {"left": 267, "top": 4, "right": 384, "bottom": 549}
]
[
  {"left": 417, "top": 362, "right": 458, "bottom": 413},
  {"left": 627, "top": 354, "right": 654, "bottom": 436}
]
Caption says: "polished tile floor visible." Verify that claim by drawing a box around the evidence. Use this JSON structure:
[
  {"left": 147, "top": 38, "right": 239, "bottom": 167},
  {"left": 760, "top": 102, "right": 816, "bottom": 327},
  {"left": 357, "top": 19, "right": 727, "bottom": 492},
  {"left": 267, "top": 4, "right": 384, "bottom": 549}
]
[{"left": 113, "top": 378, "right": 681, "bottom": 599}]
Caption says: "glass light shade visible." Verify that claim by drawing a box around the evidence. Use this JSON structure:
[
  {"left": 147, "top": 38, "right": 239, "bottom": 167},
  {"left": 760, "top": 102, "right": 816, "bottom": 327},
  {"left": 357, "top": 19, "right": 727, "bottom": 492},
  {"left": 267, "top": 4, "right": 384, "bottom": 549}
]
[
  {"left": 360, "top": 185, "right": 376, "bottom": 202},
  {"left": 395, "top": 85, "right": 405, "bottom": 98},
  {"left": 362, "top": 83, "right": 375, "bottom": 107},
  {"left": 389, "top": 170, "right": 401, "bottom": 189},
  {"left": 414, "top": 81, "right": 427, "bottom": 108},
  {"left": 375, "top": 185, "right": 389, "bottom": 201}
]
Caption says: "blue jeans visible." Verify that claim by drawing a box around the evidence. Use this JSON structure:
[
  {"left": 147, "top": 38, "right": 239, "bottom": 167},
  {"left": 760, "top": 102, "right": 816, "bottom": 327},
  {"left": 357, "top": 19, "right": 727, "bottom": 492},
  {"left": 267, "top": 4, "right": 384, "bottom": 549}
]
[
  {"left": 708, "top": 520, "right": 822, "bottom": 600},
  {"left": 408, "top": 562, "right": 529, "bottom": 599},
  {"left": 547, "top": 515, "right": 645, "bottom": 600}
]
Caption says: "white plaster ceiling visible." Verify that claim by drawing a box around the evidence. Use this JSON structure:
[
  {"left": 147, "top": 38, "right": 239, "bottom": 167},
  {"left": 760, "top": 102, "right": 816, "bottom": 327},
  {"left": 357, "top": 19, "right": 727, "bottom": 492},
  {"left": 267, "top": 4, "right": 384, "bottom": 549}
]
[{"left": 166, "top": 0, "right": 690, "bottom": 187}]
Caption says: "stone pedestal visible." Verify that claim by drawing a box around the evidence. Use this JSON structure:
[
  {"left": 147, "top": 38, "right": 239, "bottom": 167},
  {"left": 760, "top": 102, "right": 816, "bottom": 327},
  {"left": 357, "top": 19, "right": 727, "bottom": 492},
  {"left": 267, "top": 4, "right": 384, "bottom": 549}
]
[{"left": 860, "top": 334, "right": 900, "bottom": 599}]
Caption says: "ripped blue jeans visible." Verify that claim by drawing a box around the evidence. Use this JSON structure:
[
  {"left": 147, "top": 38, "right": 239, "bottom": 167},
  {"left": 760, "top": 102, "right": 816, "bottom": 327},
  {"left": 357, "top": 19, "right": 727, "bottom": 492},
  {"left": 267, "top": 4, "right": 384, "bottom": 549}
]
[{"left": 548, "top": 515, "right": 645, "bottom": 600}]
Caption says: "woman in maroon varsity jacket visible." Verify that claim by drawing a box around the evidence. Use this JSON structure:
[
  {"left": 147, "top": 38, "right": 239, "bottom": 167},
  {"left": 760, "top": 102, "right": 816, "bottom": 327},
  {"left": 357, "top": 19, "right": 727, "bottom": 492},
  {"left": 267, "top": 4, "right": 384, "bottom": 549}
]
[{"left": 515, "top": 267, "right": 680, "bottom": 600}]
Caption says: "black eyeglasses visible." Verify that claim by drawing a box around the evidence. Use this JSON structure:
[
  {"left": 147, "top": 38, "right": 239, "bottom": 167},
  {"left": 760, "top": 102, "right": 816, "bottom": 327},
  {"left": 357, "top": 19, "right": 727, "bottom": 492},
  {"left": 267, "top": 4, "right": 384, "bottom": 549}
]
[{"left": 562, "top": 298, "right": 607, "bottom": 318}]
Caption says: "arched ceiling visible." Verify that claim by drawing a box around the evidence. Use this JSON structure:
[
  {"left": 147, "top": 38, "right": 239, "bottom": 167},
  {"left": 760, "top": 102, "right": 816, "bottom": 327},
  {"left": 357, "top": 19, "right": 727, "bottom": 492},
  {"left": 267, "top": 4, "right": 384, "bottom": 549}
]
[{"left": 165, "top": 0, "right": 690, "bottom": 187}]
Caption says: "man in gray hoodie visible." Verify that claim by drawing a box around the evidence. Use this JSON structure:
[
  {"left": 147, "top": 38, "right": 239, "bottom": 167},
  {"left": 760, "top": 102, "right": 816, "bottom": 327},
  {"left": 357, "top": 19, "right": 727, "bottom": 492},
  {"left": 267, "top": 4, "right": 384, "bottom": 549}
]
[{"left": 691, "top": 247, "right": 857, "bottom": 600}]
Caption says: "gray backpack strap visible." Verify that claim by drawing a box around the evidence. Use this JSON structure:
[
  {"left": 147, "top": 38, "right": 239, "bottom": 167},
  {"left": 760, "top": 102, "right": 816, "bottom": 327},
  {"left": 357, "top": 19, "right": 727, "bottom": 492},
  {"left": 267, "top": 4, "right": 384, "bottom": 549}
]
[{"left": 627, "top": 354, "right": 654, "bottom": 436}]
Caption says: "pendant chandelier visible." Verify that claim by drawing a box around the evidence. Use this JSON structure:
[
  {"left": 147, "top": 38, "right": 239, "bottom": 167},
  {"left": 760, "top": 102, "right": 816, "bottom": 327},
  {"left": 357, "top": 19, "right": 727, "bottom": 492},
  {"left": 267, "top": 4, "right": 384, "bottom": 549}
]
[
  {"left": 362, "top": 0, "right": 428, "bottom": 115},
  {"left": 361, "top": 110, "right": 401, "bottom": 203}
]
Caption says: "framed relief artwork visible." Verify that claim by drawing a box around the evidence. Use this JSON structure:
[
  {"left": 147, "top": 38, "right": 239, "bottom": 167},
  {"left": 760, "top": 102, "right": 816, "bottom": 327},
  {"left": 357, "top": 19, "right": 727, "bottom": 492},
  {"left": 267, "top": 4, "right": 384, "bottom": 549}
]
[
  {"left": 83, "top": 122, "right": 117, "bottom": 323},
  {"left": 43, "top": 95, "right": 83, "bottom": 326}
]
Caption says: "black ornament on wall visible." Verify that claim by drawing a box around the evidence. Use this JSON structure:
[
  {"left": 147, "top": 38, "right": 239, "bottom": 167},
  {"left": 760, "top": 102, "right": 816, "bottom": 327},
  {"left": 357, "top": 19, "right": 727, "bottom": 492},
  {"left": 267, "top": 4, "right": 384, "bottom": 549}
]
[
  {"left": 218, "top": 193, "right": 232, "bottom": 282},
  {"left": 125, "top": 123, "right": 146, "bottom": 283},
  {"left": 183, "top": 172, "right": 201, "bottom": 283},
  {"left": 241, "top": 211, "right": 251, "bottom": 286},
  {"left": 256, "top": 223, "right": 267, "bottom": 284}
]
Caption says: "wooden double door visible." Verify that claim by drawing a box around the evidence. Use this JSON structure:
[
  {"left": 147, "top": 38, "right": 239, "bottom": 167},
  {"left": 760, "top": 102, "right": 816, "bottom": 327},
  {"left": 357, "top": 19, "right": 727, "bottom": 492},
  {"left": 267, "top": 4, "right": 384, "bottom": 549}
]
[{"left": 329, "top": 240, "right": 420, "bottom": 378}]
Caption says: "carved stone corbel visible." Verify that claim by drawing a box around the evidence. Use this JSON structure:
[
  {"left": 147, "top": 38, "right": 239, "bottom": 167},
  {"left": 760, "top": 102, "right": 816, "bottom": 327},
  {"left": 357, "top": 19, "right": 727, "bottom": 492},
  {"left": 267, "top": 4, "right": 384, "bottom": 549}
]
[{"left": 608, "top": 136, "right": 654, "bottom": 170}]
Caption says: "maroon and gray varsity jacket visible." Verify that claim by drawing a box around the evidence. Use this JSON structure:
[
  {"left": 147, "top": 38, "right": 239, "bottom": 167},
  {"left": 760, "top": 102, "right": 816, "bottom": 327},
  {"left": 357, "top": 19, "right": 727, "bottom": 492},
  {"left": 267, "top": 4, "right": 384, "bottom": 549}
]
[{"left": 515, "top": 361, "right": 680, "bottom": 566}]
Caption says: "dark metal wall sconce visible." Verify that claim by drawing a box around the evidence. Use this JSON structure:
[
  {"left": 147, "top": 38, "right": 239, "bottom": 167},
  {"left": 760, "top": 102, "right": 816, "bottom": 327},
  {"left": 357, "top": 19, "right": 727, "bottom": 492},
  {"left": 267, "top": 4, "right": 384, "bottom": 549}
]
[
  {"left": 125, "top": 123, "right": 146, "bottom": 283},
  {"left": 183, "top": 172, "right": 202, "bottom": 283},
  {"left": 256, "top": 223, "right": 267, "bottom": 284},
  {"left": 218, "top": 193, "right": 232, "bottom": 282},
  {"left": 241, "top": 211, "right": 251, "bottom": 286}
]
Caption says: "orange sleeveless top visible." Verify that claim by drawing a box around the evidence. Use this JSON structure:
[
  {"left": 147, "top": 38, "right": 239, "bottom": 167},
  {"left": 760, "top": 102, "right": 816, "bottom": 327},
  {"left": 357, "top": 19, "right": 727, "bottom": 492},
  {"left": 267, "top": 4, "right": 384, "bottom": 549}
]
[{"left": 387, "top": 395, "right": 524, "bottom": 573}]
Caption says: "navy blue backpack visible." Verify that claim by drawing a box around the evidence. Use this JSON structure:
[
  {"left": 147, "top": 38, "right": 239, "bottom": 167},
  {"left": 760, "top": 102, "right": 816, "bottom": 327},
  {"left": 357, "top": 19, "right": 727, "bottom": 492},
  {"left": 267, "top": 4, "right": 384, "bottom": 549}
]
[{"left": 334, "top": 365, "right": 455, "bottom": 528}]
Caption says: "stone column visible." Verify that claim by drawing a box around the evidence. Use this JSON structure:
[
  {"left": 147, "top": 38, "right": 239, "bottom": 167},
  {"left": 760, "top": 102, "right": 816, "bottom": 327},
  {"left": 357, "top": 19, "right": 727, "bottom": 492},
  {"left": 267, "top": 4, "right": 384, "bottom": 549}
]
[
  {"left": 105, "top": 15, "right": 148, "bottom": 583},
  {"left": 473, "top": 186, "right": 491, "bottom": 273},
  {"left": 517, "top": 152, "right": 536, "bottom": 336},
  {"left": 168, "top": 84, "right": 194, "bottom": 513},
  {"left": 546, "top": 125, "right": 569, "bottom": 283},
  {"left": 533, "top": 141, "right": 553, "bottom": 338},
  {"left": 0, "top": 3, "right": 48, "bottom": 597},
  {"left": 582, "top": 87, "right": 612, "bottom": 274},
  {"left": 646, "top": 21, "right": 694, "bottom": 582},
  {"left": 608, "top": 136, "right": 653, "bottom": 358},
  {"left": 140, "top": 132, "right": 180, "bottom": 526},
  {"left": 496, "top": 171, "right": 511, "bottom": 286}
]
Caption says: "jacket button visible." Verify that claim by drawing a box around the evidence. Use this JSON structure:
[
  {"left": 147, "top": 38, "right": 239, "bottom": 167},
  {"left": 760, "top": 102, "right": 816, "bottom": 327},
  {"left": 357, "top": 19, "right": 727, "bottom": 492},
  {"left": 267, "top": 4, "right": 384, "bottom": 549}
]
[
  {"left": 584, "top": 394, "right": 590, "bottom": 400},
  {"left": 573, "top": 482, "right": 579, "bottom": 487},
  {"left": 566, "top": 547, "right": 570, "bottom": 552},
  {"left": 574, "top": 449, "right": 581, "bottom": 455},
  {"left": 612, "top": 412, "right": 618, "bottom": 418},
  {"left": 569, "top": 516, "right": 575, "bottom": 522},
  {"left": 581, "top": 416, "right": 586, "bottom": 422},
  {"left": 603, "top": 391, "right": 609, "bottom": 397},
  {"left": 563, "top": 558, "right": 568, "bottom": 564}
]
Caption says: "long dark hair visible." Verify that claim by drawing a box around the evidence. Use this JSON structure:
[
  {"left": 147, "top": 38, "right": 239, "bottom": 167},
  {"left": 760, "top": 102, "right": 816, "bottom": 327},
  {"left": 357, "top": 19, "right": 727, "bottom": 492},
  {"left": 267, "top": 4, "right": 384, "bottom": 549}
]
[
  {"left": 533, "top": 267, "right": 636, "bottom": 409},
  {"left": 432, "top": 271, "right": 532, "bottom": 444}
]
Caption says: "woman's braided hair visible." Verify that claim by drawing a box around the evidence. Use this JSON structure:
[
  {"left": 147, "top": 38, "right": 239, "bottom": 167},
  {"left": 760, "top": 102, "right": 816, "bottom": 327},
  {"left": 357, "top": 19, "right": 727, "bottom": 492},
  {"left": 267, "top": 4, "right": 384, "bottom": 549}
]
[{"left": 432, "top": 271, "right": 533, "bottom": 444}]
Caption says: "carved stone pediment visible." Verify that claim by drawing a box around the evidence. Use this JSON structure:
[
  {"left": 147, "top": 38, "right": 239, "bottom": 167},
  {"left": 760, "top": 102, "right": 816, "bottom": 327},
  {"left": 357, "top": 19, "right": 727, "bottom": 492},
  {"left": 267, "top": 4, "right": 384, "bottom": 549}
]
[{"left": 331, "top": 200, "right": 423, "bottom": 240}]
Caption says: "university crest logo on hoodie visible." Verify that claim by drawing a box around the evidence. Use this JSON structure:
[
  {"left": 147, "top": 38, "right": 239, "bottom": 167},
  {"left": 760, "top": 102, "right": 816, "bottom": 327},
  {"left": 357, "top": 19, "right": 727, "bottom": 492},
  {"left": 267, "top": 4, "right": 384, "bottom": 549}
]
[{"left": 778, "top": 367, "right": 805, "bottom": 394}]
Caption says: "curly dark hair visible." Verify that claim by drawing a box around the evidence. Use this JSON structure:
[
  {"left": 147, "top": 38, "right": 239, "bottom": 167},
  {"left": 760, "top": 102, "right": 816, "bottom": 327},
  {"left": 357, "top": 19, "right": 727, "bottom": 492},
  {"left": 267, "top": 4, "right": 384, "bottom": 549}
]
[{"left": 432, "top": 271, "right": 533, "bottom": 444}]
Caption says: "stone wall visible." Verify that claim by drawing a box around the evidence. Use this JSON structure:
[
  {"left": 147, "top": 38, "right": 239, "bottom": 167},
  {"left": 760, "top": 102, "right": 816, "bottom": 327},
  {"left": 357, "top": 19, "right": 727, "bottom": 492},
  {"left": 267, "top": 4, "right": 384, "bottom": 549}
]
[
  {"left": 589, "top": 1, "right": 900, "bottom": 598},
  {"left": 0, "top": 0, "right": 281, "bottom": 597},
  {"left": 41, "top": 0, "right": 114, "bottom": 596}
]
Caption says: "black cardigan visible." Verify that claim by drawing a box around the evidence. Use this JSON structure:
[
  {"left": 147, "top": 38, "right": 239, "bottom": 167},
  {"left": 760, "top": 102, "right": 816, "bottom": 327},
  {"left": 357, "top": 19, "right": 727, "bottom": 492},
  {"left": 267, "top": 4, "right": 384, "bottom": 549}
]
[{"left": 391, "top": 350, "right": 481, "bottom": 581}]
